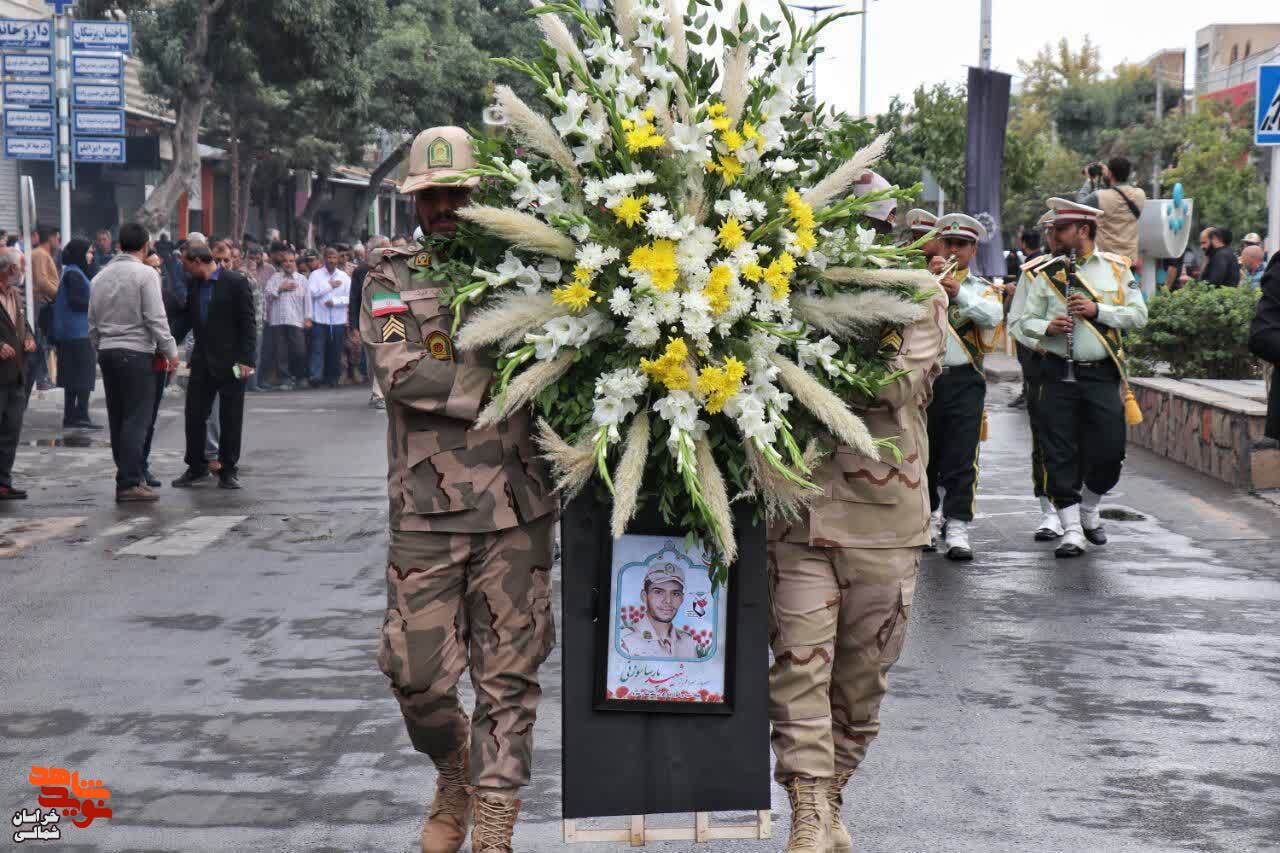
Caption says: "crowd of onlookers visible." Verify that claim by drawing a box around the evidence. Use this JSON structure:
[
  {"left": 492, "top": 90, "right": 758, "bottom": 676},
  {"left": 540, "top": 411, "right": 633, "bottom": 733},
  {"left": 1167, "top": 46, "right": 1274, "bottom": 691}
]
[{"left": 0, "top": 221, "right": 413, "bottom": 503}]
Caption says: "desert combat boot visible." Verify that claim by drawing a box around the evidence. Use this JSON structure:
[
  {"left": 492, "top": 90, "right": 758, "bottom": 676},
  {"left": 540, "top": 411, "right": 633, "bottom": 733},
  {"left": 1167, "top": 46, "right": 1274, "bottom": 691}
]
[
  {"left": 420, "top": 742, "right": 471, "bottom": 853},
  {"left": 825, "top": 771, "right": 854, "bottom": 853},
  {"left": 471, "top": 790, "right": 521, "bottom": 853},
  {"left": 783, "top": 777, "right": 830, "bottom": 852}
]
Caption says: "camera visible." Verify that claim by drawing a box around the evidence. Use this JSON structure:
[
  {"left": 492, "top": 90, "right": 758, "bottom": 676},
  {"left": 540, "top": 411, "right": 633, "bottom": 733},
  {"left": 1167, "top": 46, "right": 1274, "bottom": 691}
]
[{"left": 1087, "top": 162, "right": 1104, "bottom": 179}]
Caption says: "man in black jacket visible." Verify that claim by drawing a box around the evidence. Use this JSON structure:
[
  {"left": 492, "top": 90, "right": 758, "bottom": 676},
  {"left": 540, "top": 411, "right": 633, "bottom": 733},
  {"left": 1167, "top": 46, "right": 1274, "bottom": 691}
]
[
  {"left": 1248, "top": 251, "right": 1280, "bottom": 441},
  {"left": 1200, "top": 227, "right": 1241, "bottom": 286},
  {"left": 171, "top": 240, "right": 257, "bottom": 489}
]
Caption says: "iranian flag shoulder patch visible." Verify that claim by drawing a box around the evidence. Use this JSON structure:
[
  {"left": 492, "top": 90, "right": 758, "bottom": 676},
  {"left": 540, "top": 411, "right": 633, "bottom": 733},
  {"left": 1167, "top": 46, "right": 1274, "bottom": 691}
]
[{"left": 371, "top": 292, "right": 409, "bottom": 317}]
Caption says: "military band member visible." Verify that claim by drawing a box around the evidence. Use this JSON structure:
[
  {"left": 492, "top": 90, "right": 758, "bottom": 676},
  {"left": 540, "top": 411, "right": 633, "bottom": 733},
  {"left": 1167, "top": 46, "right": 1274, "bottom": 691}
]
[
  {"left": 923, "top": 214, "right": 1003, "bottom": 561},
  {"left": 1012, "top": 198, "right": 1148, "bottom": 557},
  {"left": 362, "top": 127, "right": 558, "bottom": 853},
  {"left": 902, "top": 208, "right": 941, "bottom": 259},
  {"left": 769, "top": 270, "right": 947, "bottom": 853},
  {"left": 1007, "top": 211, "right": 1064, "bottom": 540},
  {"left": 618, "top": 562, "right": 700, "bottom": 658}
]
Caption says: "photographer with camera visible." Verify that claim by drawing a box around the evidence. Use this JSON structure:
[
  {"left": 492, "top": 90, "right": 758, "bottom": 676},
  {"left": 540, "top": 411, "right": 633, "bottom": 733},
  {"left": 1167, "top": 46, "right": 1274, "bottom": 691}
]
[{"left": 1076, "top": 157, "right": 1147, "bottom": 268}]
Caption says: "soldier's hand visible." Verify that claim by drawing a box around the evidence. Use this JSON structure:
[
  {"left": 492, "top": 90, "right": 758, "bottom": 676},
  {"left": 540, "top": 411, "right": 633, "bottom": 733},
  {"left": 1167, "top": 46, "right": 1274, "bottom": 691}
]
[
  {"left": 1067, "top": 293, "right": 1097, "bottom": 319},
  {"left": 940, "top": 274, "right": 960, "bottom": 299},
  {"left": 927, "top": 255, "right": 947, "bottom": 275},
  {"left": 1046, "top": 316, "right": 1074, "bottom": 336}
]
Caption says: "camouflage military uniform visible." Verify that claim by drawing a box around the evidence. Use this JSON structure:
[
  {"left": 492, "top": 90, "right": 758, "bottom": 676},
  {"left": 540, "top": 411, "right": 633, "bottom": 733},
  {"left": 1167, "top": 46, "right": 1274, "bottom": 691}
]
[
  {"left": 768, "top": 287, "right": 947, "bottom": 784},
  {"left": 362, "top": 245, "right": 557, "bottom": 792}
]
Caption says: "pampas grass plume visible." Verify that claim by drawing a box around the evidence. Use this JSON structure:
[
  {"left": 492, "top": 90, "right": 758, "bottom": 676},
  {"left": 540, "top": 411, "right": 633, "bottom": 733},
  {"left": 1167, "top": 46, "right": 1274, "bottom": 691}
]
[
  {"left": 494, "top": 85, "right": 580, "bottom": 182},
  {"left": 458, "top": 206, "right": 577, "bottom": 260},
  {"left": 665, "top": 0, "right": 688, "bottom": 69},
  {"left": 802, "top": 131, "right": 892, "bottom": 211},
  {"left": 535, "top": 419, "right": 596, "bottom": 497},
  {"left": 476, "top": 352, "right": 576, "bottom": 428},
  {"left": 771, "top": 353, "right": 878, "bottom": 458},
  {"left": 456, "top": 292, "right": 570, "bottom": 352},
  {"left": 793, "top": 291, "right": 926, "bottom": 339},
  {"left": 694, "top": 436, "right": 736, "bottom": 564},
  {"left": 822, "top": 266, "right": 937, "bottom": 290},
  {"left": 610, "top": 412, "right": 650, "bottom": 539}
]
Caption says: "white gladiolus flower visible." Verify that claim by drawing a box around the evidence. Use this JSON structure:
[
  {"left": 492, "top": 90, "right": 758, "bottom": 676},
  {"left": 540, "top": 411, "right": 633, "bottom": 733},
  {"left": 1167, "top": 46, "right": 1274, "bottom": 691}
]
[
  {"left": 537, "top": 258, "right": 563, "bottom": 282},
  {"left": 617, "top": 74, "right": 645, "bottom": 101},
  {"left": 551, "top": 89, "right": 590, "bottom": 137},
  {"left": 595, "top": 366, "right": 647, "bottom": 401},
  {"left": 579, "top": 117, "right": 608, "bottom": 145},
  {"left": 797, "top": 336, "right": 841, "bottom": 376},
  {"left": 654, "top": 391, "right": 702, "bottom": 434},
  {"left": 640, "top": 53, "right": 678, "bottom": 85},
  {"left": 855, "top": 225, "right": 878, "bottom": 250}
]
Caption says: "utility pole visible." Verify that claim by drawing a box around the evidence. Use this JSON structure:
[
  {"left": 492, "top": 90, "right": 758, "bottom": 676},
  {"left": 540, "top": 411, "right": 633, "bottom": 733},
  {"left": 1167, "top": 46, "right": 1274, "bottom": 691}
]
[
  {"left": 54, "top": 6, "right": 72, "bottom": 238},
  {"left": 858, "top": 0, "right": 868, "bottom": 116},
  {"left": 979, "top": 0, "right": 992, "bottom": 70},
  {"left": 1270, "top": 147, "right": 1280, "bottom": 257}
]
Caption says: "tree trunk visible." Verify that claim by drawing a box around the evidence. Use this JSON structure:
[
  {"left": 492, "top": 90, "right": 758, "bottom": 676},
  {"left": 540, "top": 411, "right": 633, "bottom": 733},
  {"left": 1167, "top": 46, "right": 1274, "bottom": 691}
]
[
  {"left": 229, "top": 101, "right": 241, "bottom": 243},
  {"left": 134, "top": 0, "right": 229, "bottom": 233},
  {"left": 294, "top": 172, "right": 329, "bottom": 248},
  {"left": 235, "top": 158, "right": 257, "bottom": 244},
  {"left": 350, "top": 139, "right": 411, "bottom": 238}
]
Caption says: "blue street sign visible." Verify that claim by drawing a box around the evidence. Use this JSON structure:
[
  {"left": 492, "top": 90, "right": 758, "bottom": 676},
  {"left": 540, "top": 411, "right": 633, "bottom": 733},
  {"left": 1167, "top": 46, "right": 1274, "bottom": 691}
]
[
  {"left": 72, "top": 80, "right": 123, "bottom": 108},
  {"left": 71, "top": 20, "right": 130, "bottom": 53},
  {"left": 73, "top": 136, "right": 125, "bottom": 163},
  {"left": 4, "top": 135, "right": 54, "bottom": 160},
  {"left": 4, "top": 107, "right": 55, "bottom": 135},
  {"left": 1257, "top": 65, "right": 1280, "bottom": 147},
  {"left": 3, "top": 81, "right": 53, "bottom": 106},
  {"left": 71, "top": 52, "right": 123, "bottom": 79},
  {"left": 72, "top": 108, "right": 124, "bottom": 136},
  {"left": 2, "top": 52, "right": 53, "bottom": 78},
  {"left": 0, "top": 19, "right": 52, "bottom": 50},
  {"left": 44, "top": 0, "right": 78, "bottom": 13}
]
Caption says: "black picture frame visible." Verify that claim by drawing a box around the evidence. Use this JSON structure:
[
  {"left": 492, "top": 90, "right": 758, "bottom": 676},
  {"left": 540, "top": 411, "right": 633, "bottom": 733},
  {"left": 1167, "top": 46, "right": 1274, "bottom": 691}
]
[{"left": 591, "top": 518, "right": 737, "bottom": 715}]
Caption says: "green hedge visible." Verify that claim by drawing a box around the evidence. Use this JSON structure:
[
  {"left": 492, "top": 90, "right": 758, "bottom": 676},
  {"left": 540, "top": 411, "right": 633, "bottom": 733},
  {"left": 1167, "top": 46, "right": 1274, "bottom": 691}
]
[{"left": 1127, "top": 281, "right": 1261, "bottom": 380}]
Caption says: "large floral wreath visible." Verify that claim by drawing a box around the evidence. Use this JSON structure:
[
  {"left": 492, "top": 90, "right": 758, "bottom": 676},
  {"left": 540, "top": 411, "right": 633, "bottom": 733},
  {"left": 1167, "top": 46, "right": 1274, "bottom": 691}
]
[{"left": 429, "top": 0, "right": 936, "bottom": 583}]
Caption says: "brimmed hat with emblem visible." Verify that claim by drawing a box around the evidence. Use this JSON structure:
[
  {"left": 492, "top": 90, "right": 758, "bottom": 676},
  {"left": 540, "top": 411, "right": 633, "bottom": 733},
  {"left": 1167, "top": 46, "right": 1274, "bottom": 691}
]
[
  {"left": 401, "top": 126, "right": 480, "bottom": 195},
  {"left": 852, "top": 170, "right": 897, "bottom": 225},
  {"left": 644, "top": 561, "right": 686, "bottom": 589},
  {"left": 905, "top": 208, "right": 938, "bottom": 235},
  {"left": 1036, "top": 210, "right": 1057, "bottom": 230},
  {"left": 935, "top": 213, "right": 988, "bottom": 243},
  {"left": 1046, "top": 197, "right": 1102, "bottom": 225}
]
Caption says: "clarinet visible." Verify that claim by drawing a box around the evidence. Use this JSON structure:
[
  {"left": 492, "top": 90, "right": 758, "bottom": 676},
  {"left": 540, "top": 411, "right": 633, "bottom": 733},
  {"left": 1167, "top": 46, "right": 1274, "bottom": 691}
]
[{"left": 1063, "top": 248, "right": 1078, "bottom": 384}]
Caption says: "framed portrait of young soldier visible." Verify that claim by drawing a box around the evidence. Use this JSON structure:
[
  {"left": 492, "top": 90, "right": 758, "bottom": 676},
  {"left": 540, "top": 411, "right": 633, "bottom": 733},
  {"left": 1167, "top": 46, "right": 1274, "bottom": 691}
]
[{"left": 595, "top": 535, "right": 734, "bottom": 714}]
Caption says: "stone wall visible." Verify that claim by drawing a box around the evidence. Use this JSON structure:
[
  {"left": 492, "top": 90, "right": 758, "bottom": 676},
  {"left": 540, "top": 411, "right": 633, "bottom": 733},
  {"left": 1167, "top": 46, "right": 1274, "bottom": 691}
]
[{"left": 1129, "top": 378, "right": 1279, "bottom": 490}]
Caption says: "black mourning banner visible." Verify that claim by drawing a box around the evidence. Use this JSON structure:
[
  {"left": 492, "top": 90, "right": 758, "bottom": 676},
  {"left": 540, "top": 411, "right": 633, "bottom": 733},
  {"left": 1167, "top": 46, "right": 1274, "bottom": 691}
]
[{"left": 965, "top": 66, "right": 1012, "bottom": 279}]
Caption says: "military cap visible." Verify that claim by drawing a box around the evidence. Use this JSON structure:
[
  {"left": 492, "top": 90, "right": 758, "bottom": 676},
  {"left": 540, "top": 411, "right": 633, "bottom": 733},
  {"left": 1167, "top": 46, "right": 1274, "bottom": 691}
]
[
  {"left": 644, "top": 561, "right": 686, "bottom": 589},
  {"left": 905, "top": 208, "right": 938, "bottom": 235},
  {"left": 1046, "top": 197, "right": 1103, "bottom": 224},
  {"left": 935, "top": 213, "right": 988, "bottom": 243},
  {"left": 401, "top": 126, "right": 480, "bottom": 194},
  {"left": 1036, "top": 210, "right": 1056, "bottom": 230},
  {"left": 852, "top": 170, "right": 897, "bottom": 225}
]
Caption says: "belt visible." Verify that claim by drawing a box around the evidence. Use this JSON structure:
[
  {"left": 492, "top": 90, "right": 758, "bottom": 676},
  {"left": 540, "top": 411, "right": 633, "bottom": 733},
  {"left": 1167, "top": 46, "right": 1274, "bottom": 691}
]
[{"left": 939, "top": 363, "right": 980, "bottom": 375}]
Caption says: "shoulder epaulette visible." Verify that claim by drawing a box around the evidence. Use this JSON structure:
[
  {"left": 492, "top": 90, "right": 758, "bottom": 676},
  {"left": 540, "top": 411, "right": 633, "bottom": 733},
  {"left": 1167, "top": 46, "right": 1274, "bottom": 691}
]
[{"left": 1099, "top": 251, "right": 1132, "bottom": 268}]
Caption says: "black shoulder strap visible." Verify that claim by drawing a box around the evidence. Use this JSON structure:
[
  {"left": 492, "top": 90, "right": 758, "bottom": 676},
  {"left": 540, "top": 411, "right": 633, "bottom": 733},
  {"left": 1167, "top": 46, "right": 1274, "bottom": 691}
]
[{"left": 1110, "top": 187, "right": 1142, "bottom": 220}]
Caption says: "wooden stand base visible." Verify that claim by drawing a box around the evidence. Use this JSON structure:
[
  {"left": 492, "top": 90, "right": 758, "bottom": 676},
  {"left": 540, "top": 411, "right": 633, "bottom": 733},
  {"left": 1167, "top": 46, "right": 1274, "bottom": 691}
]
[{"left": 562, "top": 811, "right": 772, "bottom": 845}]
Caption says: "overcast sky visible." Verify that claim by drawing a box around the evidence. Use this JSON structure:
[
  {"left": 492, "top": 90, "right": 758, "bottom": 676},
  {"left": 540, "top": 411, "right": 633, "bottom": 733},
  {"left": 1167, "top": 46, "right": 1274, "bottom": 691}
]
[{"left": 745, "top": 0, "right": 1280, "bottom": 116}]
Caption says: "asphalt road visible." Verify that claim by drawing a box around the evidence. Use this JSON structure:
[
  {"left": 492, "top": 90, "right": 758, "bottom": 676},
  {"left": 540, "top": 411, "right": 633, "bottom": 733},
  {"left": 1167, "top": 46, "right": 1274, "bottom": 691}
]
[{"left": 1, "top": 380, "right": 1278, "bottom": 852}]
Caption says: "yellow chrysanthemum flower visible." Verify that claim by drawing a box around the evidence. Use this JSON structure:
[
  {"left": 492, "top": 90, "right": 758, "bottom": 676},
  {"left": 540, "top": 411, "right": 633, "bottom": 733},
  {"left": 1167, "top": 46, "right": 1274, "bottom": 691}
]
[
  {"left": 629, "top": 240, "right": 679, "bottom": 291},
  {"left": 696, "top": 357, "right": 747, "bottom": 414},
  {"left": 640, "top": 338, "right": 692, "bottom": 390},
  {"left": 764, "top": 257, "right": 792, "bottom": 300},
  {"left": 707, "top": 103, "right": 727, "bottom": 118},
  {"left": 704, "top": 265, "right": 733, "bottom": 314},
  {"left": 742, "top": 121, "right": 758, "bottom": 141},
  {"left": 741, "top": 262, "right": 764, "bottom": 283},
  {"left": 612, "top": 194, "right": 649, "bottom": 228},
  {"left": 710, "top": 117, "right": 731, "bottom": 133},
  {"left": 775, "top": 252, "right": 797, "bottom": 275},
  {"left": 795, "top": 228, "right": 818, "bottom": 252},
  {"left": 572, "top": 264, "right": 594, "bottom": 284},
  {"left": 784, "top": 187, "right": 816, "bottom": 230},
  {"left": 625, "top": 122, "right": 665, "bottom": 154},
  {"left": 717, "top": 217, "right": 745, "bottom": 251},
  {"left": 717, "top": 156, "right": 743, "bottom": 185},
  {"left": 720, "top": 129, "right": 743, "bottom": 152},
  {"left": 552, "top": 282, "right": 597, "bottom": 313}
]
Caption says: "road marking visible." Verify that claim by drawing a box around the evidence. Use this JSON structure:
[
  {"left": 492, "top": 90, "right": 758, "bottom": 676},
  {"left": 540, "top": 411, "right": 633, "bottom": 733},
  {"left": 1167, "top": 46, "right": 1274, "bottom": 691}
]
[
  {"left": 100, "top": 517, "right": 153, "bottom": 538},
  {"left": 0, "top": 517, "right": 87, "bottom": 558},
  {"left": 118, "top": 515, "right": 249, "bottom": 557}
]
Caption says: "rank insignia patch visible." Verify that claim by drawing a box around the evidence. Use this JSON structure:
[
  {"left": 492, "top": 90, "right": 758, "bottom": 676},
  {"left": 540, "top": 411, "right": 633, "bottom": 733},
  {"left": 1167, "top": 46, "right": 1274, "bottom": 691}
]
[
  {"left": 412, "top": 252, "right": 432, "bottom": 270},
  {"left": 381, "top": 315, "right": 406, "bottom": 343},
  {"left": 880, "top": 328, "right": 904, "bottom": 354},
  {"left": 427, "top": 330, "right": 453, "bottom": 361},
  {"left": 1053, "top": 269, "right": 1068, "bottom": 285}
]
